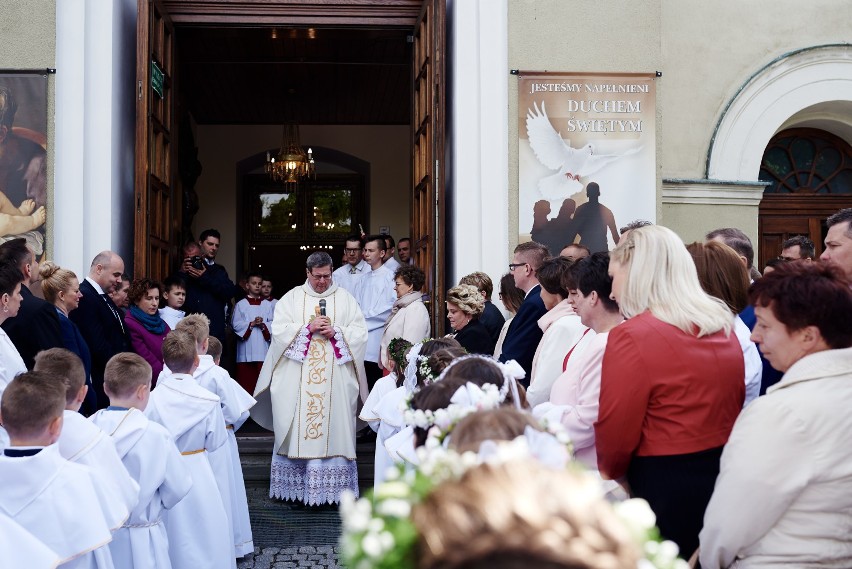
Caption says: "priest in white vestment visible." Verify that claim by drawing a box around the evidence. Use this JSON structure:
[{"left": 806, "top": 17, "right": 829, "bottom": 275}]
[{"left": 252, "top": 251, "right": 368, "bottom": 505}]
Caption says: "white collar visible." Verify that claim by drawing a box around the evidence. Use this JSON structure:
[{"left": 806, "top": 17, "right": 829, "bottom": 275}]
[{"left": 85, "top": 277, "right": 105, "bottom": 295}]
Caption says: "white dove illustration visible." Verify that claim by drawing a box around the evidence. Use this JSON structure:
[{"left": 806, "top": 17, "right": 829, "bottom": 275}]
[{"left": 526, "top": 102, "right": 641, "bottom": 200}]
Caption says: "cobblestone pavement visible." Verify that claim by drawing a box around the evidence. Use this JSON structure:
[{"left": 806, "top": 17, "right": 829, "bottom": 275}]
[{"left": 238, "top": 546, "right": 341, "bottom": 569}]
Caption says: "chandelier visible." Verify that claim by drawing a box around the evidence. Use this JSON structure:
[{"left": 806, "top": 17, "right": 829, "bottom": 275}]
[{"left": 265, "top": 124, "right": 316, "bottom": 187}]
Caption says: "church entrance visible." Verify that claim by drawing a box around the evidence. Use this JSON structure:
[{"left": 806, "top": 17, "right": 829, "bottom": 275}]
[
  {"left": 757, "top": 128, "right": 852, "bottom": 267},
  {"left": 134, "top": 0, "right": 447, "bottom": 331}
]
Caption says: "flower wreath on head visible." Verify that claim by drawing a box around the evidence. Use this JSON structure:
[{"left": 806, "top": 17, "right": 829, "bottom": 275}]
[
  {"left": 340, "top": 432, "right": 689, "bottom": 569},
  {"left": 400, "top": 355, "right": 525, "bottom": 437}
]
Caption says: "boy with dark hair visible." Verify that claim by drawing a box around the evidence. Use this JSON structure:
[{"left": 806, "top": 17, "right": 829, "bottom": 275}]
[
  {"left": 145, "top": 330, "right": 235, "bottom": 569},
  {"left": 0, "top": 371, "right": 122, "bottom": 568},
  {"left": 91, "top": 352, "right": 192, "bottom": 569},
  {"left": 159, "top": 275, "right": 187, "bottom": 330}
]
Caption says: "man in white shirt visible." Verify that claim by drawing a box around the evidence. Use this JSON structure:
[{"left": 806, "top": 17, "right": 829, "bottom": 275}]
[
  {"left": 332, "top": 235, "right": 370, "bottom": 296},
  {"left": 382, "top": 234, "right": 401, "bottom": 274},
  {"left": 354, "top": 234, "right": 396, "bottom": 387}
]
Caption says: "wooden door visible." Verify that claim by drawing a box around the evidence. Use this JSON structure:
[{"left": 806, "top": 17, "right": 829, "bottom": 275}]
[
  {"left": 411, "top": 0, "right": 446, "bottom": 334},
  {"left": 135, "top": 0, "right": 176, "bottom": 281}
]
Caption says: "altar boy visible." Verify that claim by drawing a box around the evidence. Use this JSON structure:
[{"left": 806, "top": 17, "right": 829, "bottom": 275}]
[
  {"left": 34, "top": 348, "right": 139, "bottom": 521},
  {"left": 0, "top": 372, "right": 119, "bottom": 568},
  {"left": 91, "top": 353, "right": 193, "bottom": 569},
  {"left": 145, "top": 331, "right": 236, "bottom": 569},
  {"left": 173, "top": 314, "right": 256, "bottom": 558}
]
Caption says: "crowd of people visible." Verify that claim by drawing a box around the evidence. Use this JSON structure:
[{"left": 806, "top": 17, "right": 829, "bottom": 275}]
[{"left": 1, "top": 207, "right": 851, "bottom": 568}]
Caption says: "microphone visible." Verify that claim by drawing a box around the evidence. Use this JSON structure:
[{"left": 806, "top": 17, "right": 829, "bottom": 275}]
[{"left": 319, "top": 299, "right": 326, "bottom": 316}]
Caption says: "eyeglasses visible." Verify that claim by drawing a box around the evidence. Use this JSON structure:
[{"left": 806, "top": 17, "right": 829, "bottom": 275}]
[
  {"left": 508, "top": 263, "right": 528, "bottom": 271},
  {"left": 310, "top": 273, "right": 332, "bottom": 280},
  {"left": 344, "top": 248, "right": 362, "bottom": 254}
]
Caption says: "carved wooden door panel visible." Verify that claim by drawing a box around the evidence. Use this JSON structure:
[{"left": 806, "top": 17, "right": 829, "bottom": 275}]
[
  {"left": 135, "top": 0, "right": 176, "bottom": 281},
  {"left": 411, "top": 0, "right": 446, "bottom": 334}
]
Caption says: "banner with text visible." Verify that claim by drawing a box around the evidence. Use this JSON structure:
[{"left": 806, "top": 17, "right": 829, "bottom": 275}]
[{"left": 518, "top": 72, "right": 656, "bottom": 255}]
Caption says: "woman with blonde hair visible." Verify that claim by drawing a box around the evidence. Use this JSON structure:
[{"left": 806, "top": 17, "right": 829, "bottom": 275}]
[
  {"left": 595, "top": 225, "right": 744, "bottom": 558},
  {"left": 40, "top": 261, "right": 96, "bottom": 414},
  {"left": 445, "top": 283, "right": 493, "bottom": 355}
]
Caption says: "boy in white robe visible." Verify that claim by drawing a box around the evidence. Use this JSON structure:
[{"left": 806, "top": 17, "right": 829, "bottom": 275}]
[
  {"left": 231, "top": 272, "right": 275, "bottom": 395},
  {"left": 91, "top": 353, "right": 193, "bottom": 569},
  {"left": 0, "top": 511, "right": 61, "bottom": 569},
  {"left": 0, "top": 371, "right": 122, "bottom": 569},
  {"left": 146, "top": 330, "right": 236, "bottom": 569},
  {"left": 172, "top": 315, "right": 255, "bottom": 558},
  {"left": 158, "top": 276, "right": 187, "bottom": 331},
  {"left": 34, "top": 348, "right": 139, "bottom": 524}
]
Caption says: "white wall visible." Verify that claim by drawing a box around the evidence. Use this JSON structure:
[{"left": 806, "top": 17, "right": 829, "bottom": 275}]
[{"left": 55, "top": 0, "right": 137, "bottom": 276}]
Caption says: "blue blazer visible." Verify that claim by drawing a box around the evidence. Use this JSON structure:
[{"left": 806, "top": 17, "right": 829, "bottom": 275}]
[
  {"left": 498, "top": 284, "right": 547, "bottom": 387},
  {"left": 57, "top": 308, "right": 97, "bottom": 415}
]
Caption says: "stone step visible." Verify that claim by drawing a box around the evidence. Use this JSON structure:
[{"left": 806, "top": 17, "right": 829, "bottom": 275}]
[{"left": 237, "top": 433, "right": 376, "bottom": 489}]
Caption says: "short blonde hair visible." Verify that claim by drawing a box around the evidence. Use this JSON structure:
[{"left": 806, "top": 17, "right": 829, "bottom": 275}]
[
  {"left": 412, "top": 461, "right": 641, "bottom": 569},
  {"left": 459, "top": 272, "right": 493, "bottom": 300},
  {"left": 40, "top": 262, "right": 78, "bottom": 305},
  {"left": 162, "top": 330, "right": 198, "bottom": 373},
  {"left": 449, "top": 408, "right": 540, "bottom": 454},
  {"left": 104, "top": 353, "right": 152, "bottom": 398},
  {"left": 446, "top": 284, "right": 485, "bottom": 318},
  {"left": 0, "top": 371, "right": 65, "bottom": 438},
  {"left": 33, "top": 348, "right": 86, "bottom": 405},
  {"left": 207, "top": 336, "right": 223, "bottom": 361},
  {"left": 610, "top": 225, "right": 733, "bottom": 336},
  {"left": 176, "top": 313, "right": 210, "bottom": 346}
]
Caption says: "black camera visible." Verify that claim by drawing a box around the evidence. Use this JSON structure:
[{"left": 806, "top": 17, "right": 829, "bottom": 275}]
[{"left": 189, "top": 255, "right": 205, "bottom": 270}]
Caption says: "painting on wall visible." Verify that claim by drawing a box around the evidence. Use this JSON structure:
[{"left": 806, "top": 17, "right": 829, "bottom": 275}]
[
  {"left": 0, "top": 72, "right": 48, "bottom": 256},
  {"left": 518, "top": 72, "right": 657, "bottom": 255}
]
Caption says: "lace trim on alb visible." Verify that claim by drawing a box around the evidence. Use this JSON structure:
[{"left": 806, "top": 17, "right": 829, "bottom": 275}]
[
  {"left": 284, "top": 325, "right": 311, "bottom": 362},
  {"left": 269, "top": 457, "right": 359, "bottom": 505},
  {"left": 332, "top": 326, "right": 353, "bottom": 364}
]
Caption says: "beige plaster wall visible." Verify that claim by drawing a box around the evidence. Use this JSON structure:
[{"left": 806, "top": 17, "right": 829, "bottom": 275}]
[
  {"left": 660, "top": 0, "right": 852, "bottom": 243},
  {"left": 0, "top": 0, "right": 56, "bottom": 245},
  {"left": 194, "top": 124, "right": 410, "bottom": 274},
  {"left": 507, "top": 0, "right": 663, "bottom": 252},
  {"left": 661, "top": 0, "right": 852, "bottom": 179}
]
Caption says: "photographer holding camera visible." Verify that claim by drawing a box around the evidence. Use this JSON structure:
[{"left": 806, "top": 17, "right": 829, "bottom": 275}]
[{"left": 174, "top": 229, "right": 240, "bottom": 344}]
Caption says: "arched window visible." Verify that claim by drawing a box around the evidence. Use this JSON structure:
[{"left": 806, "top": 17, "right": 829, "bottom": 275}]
[{"left": 759, "top": 128, "right": 852, "bottom": 194}]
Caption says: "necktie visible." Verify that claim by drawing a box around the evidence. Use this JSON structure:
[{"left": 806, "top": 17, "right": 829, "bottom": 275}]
[
  {"left": 101, "top": 294, "right": 126, "bottom": 333},
  {"left": 350, "top": 266, "right": 357, "bottom": 274}
]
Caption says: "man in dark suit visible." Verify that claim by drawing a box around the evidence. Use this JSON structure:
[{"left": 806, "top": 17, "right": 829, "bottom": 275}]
[
  {"left": 69, "top": 250, "right": 129, "bottom": 409},
  {"left": 176, "top": 229, "right": 238, "bottom": 343},
  {"left": 497, "top": 241, "right": 550, "bottom": 386},
  {"left": 0, "top": 238, "right": 63, "bottom": 369}
]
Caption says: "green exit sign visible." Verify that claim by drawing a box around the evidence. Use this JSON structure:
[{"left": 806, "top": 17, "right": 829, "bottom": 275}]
[{"left": 151, "top": 61, "right": 164, "bottom": 98}]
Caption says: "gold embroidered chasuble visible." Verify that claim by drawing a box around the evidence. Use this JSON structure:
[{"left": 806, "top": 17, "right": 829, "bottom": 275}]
[{"left": 252, "top": 281, "right": 367, "bottom": 460}]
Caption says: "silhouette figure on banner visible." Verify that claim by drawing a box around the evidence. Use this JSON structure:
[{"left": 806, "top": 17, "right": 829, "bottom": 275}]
[
  {"left": 528, "top": 183, "right": 618, "bottom": 255},
  {"left": 531, "top": 198, "right": 576, "bottom": 256}
]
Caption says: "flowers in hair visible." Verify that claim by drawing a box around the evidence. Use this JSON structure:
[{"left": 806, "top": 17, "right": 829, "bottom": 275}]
[{"left": 340, "top": 436, "right": 689, "bottom": 569}]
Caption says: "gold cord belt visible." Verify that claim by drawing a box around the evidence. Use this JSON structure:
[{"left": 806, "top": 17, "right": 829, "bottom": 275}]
[{"left": 181, "top": 449, "right": 205, "bottom": 456}]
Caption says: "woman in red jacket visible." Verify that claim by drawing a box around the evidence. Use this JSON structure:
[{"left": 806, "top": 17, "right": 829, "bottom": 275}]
[{"left": 594, "top": 225, "right": 744, "bottom": 559}]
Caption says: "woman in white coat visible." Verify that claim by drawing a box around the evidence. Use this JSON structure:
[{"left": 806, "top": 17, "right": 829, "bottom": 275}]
[
  {"left": 379, "top": 265, "right": 431, "bottom": 371},
  {"left": 527, "top": 256, "right": 589, "bottom": 407},
  {"left": 700, "top": 261, "right": 852, "bottom": 568}
]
